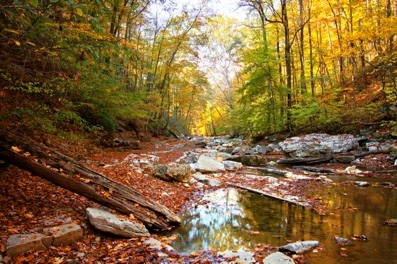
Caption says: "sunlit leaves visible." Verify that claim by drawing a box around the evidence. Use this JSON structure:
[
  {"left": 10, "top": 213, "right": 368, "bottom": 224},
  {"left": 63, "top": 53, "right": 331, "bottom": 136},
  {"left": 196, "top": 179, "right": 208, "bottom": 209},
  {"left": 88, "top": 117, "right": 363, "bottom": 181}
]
[{"left": 28, "top": 0, "right": 38, "bottom": 8}]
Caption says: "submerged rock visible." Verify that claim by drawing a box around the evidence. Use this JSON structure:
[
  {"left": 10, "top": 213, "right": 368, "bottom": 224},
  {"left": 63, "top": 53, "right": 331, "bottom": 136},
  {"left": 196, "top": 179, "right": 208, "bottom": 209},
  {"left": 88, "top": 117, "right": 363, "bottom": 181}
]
[
  {"left": 384, "top": 219, "right": 397, "bottom": 226},
  {"left": 279, "top": 240, "right": 320, "bottom": 254},
  {"left": 334, "top": 236, "right": 353, "bottom": 246}
]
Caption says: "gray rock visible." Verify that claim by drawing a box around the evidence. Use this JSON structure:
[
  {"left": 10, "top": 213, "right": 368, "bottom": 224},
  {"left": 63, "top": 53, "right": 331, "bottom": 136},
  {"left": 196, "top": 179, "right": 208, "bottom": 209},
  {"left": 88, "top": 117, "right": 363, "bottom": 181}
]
[
  {"left": 176, "top": 151, "right": 200, "bottom": 164},
  {"left": 154, "top": 163, "right": 192, "bottom": 182},
  {"left": 193, "top": 173, "right": 222, "bottom": 186},
  {"left": 279, "top": 133, "right": 359, "bottom": 158},
  {"left": 223, "top": 160, "right": 243, "bottom": 171},
  {"left": 6, "top": 222, "right": 84, "bottom": 257},
  {"left": 254, "top": 145, "right": 268, "bottom": 154},
  {"left": 263, "top": 252, "right": 294, "bottom": 264},
  {"left": 334, "top": 236, "right": 353, "bottom": 246},
  {"left": 43, "top": 223, "right": 83, "bottom": 246},
  {"left": 279, "top": 240, "right": 319, "bottom": 254},
  {"left": 196, "top": 155, "right": 225, "bottom": 173},
  {"left": 355, "top": 181, "right": 370, "bottom": 187},
  {"left": 7, "top": 233, "right": 48, "bottom": 258},
  {"left": 86, "top": 207, "right": 149, "bottom": 237}
]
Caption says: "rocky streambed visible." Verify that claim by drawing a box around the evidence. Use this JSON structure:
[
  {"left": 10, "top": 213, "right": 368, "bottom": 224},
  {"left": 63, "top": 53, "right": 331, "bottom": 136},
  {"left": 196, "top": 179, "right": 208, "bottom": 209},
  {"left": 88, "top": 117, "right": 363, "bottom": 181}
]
[{"left": 1, "top": 132, "right": 397, "bottom": 263}]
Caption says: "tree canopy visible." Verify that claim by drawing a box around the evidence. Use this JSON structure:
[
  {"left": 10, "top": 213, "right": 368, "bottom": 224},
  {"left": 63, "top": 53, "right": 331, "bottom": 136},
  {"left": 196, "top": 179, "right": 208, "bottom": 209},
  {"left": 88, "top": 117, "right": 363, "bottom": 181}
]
[{"left": 1, "top": 0, "right": 396, "bottom": 139}]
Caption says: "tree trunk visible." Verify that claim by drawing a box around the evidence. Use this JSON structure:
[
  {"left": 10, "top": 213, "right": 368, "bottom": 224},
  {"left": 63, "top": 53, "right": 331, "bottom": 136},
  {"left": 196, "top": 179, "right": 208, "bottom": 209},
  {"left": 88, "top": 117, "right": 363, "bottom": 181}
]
[{"left": 0, "top": 129, "right": 180, "bottom": 230}]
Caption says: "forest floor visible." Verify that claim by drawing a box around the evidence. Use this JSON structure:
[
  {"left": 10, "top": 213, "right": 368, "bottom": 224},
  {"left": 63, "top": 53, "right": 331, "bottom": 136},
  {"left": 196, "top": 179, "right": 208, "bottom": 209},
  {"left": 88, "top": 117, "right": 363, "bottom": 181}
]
[{"left": 0, "top": 135, "right": 396, "bottom": 263}]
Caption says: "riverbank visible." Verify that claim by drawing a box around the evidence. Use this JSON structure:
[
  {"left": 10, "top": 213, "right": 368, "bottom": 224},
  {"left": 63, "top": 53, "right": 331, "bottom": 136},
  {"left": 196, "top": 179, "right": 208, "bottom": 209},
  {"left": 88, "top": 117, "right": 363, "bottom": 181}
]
[{"left": 0, "top": 134, "right": 396, "bottom": 263}]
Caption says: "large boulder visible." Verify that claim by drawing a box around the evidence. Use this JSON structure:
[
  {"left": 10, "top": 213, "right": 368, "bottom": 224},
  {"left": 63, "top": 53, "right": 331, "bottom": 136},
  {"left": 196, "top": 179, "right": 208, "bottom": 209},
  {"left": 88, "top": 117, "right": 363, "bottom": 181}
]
[
  {"left": 279, "top": 133, "right": 358, "bottom": 158},
  {"left": 86, "top": 207, "right": 149, "bottom": 237},
  {"left": 195, "top": 155, "right": 225, "bottom": 173},
  {"left": 154, "top": 163, "right": 192, "bottom": 183}
]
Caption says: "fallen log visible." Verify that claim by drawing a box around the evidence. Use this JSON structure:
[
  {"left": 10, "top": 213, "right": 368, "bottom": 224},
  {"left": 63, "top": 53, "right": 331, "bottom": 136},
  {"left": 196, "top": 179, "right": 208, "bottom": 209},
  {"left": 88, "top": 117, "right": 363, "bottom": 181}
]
[
  {"left": 277, "top": 155, "right": 333, "bottom": 165},
  {"left": 350, "top": 149, "right": 391, "bottom": 158},
  {"left": 0, "top": 129, "right": 180, "bottom": 230},
  {"left": 226, "top": 182, "right": 309, "bottom": 208}
]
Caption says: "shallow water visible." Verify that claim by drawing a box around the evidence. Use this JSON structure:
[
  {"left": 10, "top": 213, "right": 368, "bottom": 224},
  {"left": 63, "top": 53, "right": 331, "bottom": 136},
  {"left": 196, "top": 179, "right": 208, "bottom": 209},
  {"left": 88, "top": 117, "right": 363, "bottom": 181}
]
[{"left": 169, "top": 184, "right": 397, "bottom": 263}]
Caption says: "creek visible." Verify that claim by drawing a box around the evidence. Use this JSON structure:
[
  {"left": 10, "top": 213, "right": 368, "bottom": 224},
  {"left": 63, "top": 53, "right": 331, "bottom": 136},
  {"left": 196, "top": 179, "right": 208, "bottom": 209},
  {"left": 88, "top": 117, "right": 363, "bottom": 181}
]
[{"left": 168, "top": 177, "right": 397, "bottom": 263}]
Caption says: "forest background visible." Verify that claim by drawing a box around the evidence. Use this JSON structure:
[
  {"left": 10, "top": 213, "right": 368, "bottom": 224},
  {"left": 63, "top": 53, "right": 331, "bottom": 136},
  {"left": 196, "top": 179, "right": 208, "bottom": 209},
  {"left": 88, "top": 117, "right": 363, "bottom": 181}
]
[{"left": 1, "top": 0, "right": 397, "bottom": 142}]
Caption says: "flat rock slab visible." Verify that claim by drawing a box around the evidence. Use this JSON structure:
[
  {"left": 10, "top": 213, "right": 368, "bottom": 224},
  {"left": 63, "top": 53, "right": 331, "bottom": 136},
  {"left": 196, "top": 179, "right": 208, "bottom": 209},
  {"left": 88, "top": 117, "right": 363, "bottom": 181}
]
[
  {"left": 7, "top": 233, "right": 49, "bottom": 258},
  {"left": 6, "top": 223, "right": 83, "bottom": 258},
  {"left": 43, "top": 223, "right": 83, "bottom": 246},
  {"left": 86, "top": 207, "right": 150, "bottom": 237}
]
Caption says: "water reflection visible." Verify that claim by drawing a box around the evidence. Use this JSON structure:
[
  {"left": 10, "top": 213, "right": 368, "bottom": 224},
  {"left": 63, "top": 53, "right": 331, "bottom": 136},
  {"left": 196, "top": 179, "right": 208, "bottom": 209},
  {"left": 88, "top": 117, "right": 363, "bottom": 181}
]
[{"left": 169, "top": 186, "right": 397, "bottom": 263}]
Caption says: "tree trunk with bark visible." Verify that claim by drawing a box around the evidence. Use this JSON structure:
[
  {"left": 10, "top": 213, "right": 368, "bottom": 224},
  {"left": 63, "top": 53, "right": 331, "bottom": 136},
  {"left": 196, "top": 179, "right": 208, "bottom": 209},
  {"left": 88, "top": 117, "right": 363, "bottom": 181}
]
[{"left": 0, "top": 129, "right": 180, "bottom": 231}]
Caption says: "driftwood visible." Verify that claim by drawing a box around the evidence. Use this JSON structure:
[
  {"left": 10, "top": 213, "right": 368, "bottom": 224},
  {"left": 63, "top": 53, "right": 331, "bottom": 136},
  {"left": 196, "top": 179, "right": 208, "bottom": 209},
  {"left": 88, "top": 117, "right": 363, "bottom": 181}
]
[
  {"left": 0, "top": 129, "right": 180, "bottom": 230},
  {"left": 226, "top": 182, "right": 309, "bottom": 208},
  {"left": 350, "top": 149, "right": 391, "bottom": 158},
  {"left": 293, "top": 166, "right": 334, "bottom": 174},
  {"left": 277, "top": 155, "right": 333, "bottom": 165}
]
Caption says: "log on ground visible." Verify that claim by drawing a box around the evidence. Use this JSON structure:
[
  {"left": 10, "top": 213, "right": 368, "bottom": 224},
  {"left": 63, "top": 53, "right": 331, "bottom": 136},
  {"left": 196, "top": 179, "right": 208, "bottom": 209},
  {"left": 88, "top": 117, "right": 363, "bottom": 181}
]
[{"left": 0, "top": 129, "right": 180, "bottom": 230}]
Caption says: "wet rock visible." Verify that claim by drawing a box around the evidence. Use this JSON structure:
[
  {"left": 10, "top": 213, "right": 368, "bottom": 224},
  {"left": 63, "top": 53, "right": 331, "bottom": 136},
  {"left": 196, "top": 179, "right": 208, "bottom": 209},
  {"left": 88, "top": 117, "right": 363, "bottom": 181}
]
[
  {"left": 279, "top": 240, "right": 320, "bottom": 254},
  {"left": 351, "top": 234, "right": 368, "bottom": 241},
  {"left": 86, "top": 207, "right": 149, "bottom": 237},
  {"left": 384, "top": 219, "right": 397, "bottom": 226},
  {"left": 154, "top": 163, "right": 192, "bottom": 183},
  {"left": 195, "top": 155, "right": 225, "bottom": 173},
  {"left": 263, "top": 252, "right": 294, "bottom": 264},
  {"left": 354, "top": 181, "right": 370, "bottom": 187},
  {"left": 334, "top": 236, "right": 353, "bottom": 246},
  {"left": 381, "top": 182, "right": 395, "bottom": 187}
]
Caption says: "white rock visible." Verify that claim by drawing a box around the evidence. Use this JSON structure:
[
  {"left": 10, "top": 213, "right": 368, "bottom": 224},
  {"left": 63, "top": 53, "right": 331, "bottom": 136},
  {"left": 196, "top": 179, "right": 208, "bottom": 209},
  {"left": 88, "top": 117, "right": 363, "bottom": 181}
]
[
  {"left": 196, "top": 155, "right": 225, "bottom": 173},
  {"left": 86, "top": 207, "right": 149, "bottom": 237},
  {"left": 263, "top": 252, "right": 294, "bottom": 264},
  {"left": 223, "top": 160, "right": 243, "bottom": 171}
]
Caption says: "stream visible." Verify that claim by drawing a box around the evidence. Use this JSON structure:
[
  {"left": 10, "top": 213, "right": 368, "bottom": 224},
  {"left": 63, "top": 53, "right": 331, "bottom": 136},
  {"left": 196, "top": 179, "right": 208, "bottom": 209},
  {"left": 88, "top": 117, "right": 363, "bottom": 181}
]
[{"left": 168, "top": 176, "right": 397, "bottom": 263}]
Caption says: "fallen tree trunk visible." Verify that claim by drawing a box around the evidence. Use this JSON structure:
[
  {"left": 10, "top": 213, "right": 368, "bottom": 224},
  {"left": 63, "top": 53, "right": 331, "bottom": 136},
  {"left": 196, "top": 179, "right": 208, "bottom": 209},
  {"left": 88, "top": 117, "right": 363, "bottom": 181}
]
[
  {"left": 0, "top": 129, "right": 180, "bottom": 230},
  {"left": 277, "top": 155, "right": 333, "bottom": 165}
]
